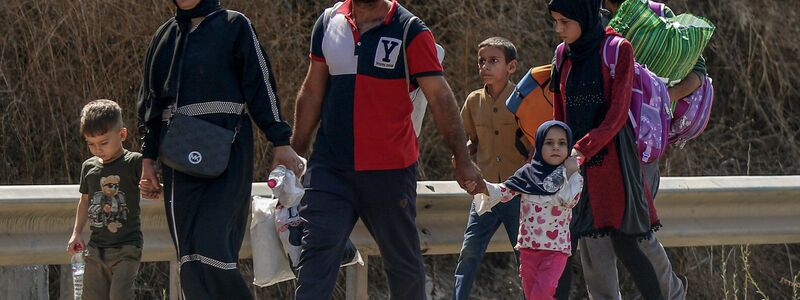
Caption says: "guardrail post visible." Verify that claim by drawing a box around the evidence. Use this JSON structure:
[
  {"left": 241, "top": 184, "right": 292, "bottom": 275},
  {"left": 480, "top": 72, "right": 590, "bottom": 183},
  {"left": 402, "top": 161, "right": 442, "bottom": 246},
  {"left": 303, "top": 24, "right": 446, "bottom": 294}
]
[
  {"left": 345, "top": 256, "right": 368, "bottom": 300},
  {"left": 0, "top": 265, "right": 48, "bottom": 299},
  {"left": 59, "top": 264, "right": 74, "bottom": 300},
  {"left": 169, "top": 261, "right": 183, "bottom": 300}
]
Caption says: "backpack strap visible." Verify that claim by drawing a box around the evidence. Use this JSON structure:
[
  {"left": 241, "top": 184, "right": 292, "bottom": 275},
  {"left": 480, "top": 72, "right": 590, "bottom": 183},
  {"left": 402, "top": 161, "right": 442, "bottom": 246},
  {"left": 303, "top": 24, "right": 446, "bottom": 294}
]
[
  {"left": 602, "top": 35, "right": 624, "bottom": 79},
  {"left": 554, "top": 43, "right": 566, "bottom": 72},
  {"left": 322, "top": 2, "right": 344, "bottom": 29},
  {"left": 402, "top": 16, "right": 419, "bottom": 97},
  {"left": 647, "top": 1, "right": 666, "bottom": 17}
]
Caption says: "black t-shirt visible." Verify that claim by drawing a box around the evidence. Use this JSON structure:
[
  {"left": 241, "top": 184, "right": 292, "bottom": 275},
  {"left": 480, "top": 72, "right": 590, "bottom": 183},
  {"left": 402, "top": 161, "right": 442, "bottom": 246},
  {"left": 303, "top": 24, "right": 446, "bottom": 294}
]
[{"left": 79, "top": 150, "right": 143, "bottom": 248}]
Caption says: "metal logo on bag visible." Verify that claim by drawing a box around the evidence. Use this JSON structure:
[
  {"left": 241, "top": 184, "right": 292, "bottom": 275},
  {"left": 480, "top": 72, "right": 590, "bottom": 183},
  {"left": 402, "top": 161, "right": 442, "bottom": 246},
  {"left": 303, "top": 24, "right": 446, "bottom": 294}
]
[{"left": 188, "top": 151, "right": 202, "bottom": 164}]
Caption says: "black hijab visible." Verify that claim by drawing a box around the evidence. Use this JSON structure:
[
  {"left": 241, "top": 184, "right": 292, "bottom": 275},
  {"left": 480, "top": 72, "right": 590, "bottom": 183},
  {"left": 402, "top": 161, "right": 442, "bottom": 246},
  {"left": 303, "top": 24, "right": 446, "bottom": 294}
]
[
  {"left": 548, "top": 0, "right": 605, "bottom": 94},
  {"left": 549, "top": 0, "right": 606, "bottom": 63},
  {"left": 548, "top": 0, "right": 608, "bottom": 165},
  {"left": 174, "top": 0, "right": 222, "bottom": 23},
  {"left": 504, "top": 121, "right": 575, "bottom": 195}
]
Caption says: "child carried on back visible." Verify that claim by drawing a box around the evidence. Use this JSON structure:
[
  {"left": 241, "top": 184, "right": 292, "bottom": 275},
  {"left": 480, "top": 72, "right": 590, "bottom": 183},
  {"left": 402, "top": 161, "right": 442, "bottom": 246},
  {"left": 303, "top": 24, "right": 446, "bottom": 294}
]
[{"left": 467, "top": 121, "right": 582, "bottom": 300}]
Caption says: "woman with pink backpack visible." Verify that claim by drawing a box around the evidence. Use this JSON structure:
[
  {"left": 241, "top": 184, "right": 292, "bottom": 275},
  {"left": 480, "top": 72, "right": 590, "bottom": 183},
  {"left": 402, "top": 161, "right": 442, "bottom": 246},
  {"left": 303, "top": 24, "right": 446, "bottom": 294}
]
[
  {"left": 568, "top": 1, "right": 714, "bottom": 299},
  {"left": 547, "top": 0, "right": 663, "bottom": 299}
]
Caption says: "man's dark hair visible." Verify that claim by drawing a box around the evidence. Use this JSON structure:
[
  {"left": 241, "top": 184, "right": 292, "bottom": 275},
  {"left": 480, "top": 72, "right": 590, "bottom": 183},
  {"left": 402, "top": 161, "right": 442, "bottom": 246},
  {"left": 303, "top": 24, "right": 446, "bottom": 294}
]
[
  {"left": 80, "top": 99, "right": 124, "bottom": 136},
  {"left": 478, "top": 37, "right": 518, "bottom": 62}
]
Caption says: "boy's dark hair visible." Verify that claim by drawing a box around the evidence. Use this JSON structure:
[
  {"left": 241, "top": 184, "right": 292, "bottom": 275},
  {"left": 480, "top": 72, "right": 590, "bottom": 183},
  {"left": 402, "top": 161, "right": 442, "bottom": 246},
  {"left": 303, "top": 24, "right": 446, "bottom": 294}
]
[
  {"left": 478, "top": 37, "right": 518, "bottom": 62},
  {"left": 607, "top": 0, "right": 625, "bottom": 4},
  {"left": 80, "top": 99, "right": 124, "bottom": 136}
]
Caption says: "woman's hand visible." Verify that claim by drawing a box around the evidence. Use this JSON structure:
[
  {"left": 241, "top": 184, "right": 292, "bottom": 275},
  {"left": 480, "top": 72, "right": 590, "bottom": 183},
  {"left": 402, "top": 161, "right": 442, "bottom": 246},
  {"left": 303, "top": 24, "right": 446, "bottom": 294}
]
[
  {"left": 140, "top": 158, "right": 162, "bottom": 200},
  {"left": 273, "top": 145, "right": 305, "bottom": 176}
]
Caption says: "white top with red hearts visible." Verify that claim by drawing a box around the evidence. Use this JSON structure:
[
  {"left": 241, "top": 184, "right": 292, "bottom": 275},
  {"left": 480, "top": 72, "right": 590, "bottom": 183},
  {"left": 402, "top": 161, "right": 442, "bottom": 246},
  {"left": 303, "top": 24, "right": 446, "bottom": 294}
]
[{"left": 482, "top": 172, "right": 583, "bottom": 255}]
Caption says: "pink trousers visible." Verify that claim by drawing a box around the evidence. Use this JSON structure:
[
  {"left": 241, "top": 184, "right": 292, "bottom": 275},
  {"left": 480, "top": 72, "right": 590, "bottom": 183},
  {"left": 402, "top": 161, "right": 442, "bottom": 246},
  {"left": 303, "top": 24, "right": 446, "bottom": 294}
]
[{"left": 519, "top": 248, "right": 569, "bottom": 300}]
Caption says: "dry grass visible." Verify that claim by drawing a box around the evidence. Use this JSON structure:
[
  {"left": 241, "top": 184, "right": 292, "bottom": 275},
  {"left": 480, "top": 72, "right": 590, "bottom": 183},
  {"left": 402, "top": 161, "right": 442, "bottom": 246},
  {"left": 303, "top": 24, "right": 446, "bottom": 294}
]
[{"left": 2, "top": 0, "right": 798, "bottom": 299}]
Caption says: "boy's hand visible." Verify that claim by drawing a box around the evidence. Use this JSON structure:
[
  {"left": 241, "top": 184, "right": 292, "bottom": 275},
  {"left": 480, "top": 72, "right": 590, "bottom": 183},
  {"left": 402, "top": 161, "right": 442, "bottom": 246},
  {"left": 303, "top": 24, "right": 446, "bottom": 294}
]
[
  {"left": 67, "top": 233, "right": 84, "bottom": 255},
  {"left": 564, "top": 157, "right": 579, "bottom": 176}
]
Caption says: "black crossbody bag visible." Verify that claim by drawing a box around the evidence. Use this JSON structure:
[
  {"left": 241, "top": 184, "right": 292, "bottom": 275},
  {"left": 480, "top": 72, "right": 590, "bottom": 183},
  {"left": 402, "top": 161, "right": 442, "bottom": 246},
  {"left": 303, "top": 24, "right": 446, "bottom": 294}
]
[{"left": 159, "top": 104, "right": 243, "bottom": 178}]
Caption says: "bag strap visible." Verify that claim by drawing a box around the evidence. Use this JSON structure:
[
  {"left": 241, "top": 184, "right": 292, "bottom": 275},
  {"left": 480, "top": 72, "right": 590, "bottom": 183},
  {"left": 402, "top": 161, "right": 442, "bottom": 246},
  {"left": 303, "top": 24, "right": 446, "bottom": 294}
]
[
  {"left": 602, "top": 35, "right": 624, "bottom": 79},
  {"left": 323, "top": 2, "right": 344, "bottom": 29},
  {"left": 554, "top": 43, "right": 566, "bottom": 72},
  {"left": 402, "top": 16, "right": 419, "bottom": 101},
  {"left": 648, "top": 1, "right": 666, "bottom": 17},
  {"left": 142, "top": 18, "right": 175, "bottom": 106},
  {"left": 554, "top": 36, "right": 623, "bottom": 85}
]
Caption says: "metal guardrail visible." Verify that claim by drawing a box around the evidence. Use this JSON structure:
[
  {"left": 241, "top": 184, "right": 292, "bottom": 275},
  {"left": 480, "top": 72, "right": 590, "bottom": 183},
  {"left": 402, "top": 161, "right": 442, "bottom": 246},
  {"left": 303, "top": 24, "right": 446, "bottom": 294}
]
[{"left": 1, "top": 176, "right": 799, "bottom": 299}]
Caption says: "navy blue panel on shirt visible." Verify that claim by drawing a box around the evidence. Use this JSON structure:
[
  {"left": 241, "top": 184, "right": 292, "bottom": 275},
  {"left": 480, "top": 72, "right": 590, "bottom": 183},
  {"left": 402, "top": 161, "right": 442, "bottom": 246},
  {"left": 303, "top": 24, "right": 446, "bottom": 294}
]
[{"left": 313, "top": 74, "right": 356, "bottom": 168}]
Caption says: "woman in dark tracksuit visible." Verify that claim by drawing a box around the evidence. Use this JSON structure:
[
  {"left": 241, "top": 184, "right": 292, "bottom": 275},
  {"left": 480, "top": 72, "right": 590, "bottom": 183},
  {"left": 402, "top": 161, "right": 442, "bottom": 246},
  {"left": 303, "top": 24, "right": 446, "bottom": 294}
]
[{"left": 136, "top": 1, "right": 302, "bottom": 298}]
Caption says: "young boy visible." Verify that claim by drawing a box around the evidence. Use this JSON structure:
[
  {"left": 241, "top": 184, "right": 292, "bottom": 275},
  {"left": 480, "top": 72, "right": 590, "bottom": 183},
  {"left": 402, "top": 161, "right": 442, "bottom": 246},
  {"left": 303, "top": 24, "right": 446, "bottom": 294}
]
[
  {"left": 453, "top": 37, "right": 530, "bottom": 300},
  {"left": 67, "top": 99, "right": 150, "bottom": 299}
]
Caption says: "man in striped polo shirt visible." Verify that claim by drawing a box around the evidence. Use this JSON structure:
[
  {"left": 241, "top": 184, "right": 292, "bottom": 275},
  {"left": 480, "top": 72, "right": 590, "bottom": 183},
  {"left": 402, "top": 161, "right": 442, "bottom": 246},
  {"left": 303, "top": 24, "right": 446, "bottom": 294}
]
[{"left": 290, "top": 0, "right": 482, "bottom": 299}]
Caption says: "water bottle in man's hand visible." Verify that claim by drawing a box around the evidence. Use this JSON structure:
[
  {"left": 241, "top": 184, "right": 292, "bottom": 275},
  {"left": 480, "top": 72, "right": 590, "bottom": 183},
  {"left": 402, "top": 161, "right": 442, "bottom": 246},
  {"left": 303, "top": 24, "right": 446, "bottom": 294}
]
[
  {"left": 267, "top": 165, "right": 287, "bottom": 189},
  {"left": 268, "top": 162, "right": 305, "bottom": 208}
]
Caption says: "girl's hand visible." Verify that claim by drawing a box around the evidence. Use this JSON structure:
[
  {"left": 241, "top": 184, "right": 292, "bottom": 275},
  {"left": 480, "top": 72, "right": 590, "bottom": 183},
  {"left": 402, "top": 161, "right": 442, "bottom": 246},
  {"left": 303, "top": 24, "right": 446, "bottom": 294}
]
[
  {"left": 465, "top": 180, "right": 488, "bottom": 196},
  {"left": 571, "top": 149, "right": 585, "bottom": 165},
  {"left": 564, "top": 157, "right": 579, "bottom": 176}
]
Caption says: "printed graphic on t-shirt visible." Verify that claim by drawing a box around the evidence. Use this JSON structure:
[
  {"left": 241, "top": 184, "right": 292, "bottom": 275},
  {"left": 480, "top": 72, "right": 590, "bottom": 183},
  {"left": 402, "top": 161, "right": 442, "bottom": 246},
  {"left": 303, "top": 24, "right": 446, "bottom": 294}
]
[
  {"left": 88, "top": 175, "right": 129, "bottom": 233},
  {"left": 374, "top": 37, "right": 402, "bottom": 69}
]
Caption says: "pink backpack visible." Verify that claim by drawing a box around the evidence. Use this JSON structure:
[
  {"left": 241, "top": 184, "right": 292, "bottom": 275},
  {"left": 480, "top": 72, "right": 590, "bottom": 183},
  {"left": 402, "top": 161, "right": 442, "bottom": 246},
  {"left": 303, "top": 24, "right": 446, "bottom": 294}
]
[
  {"left": 669, "top": 76, "right": 714, "bottom": 147},
  {"left": 647, "top": 0, "right": 715, "bottom": 148},
  {"left": 556, "top": 35, "right": 672, "bottom": 164}
]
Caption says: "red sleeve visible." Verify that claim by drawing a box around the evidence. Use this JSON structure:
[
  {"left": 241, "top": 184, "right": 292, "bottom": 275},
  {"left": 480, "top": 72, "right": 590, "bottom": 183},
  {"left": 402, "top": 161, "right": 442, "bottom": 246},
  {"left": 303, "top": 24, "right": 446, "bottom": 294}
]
[
  {"left": 406, "top": 30, "right": 443, "bottom": 78},
  {"left": 574, "top": 40, "right": 634, "bottom": 160}
]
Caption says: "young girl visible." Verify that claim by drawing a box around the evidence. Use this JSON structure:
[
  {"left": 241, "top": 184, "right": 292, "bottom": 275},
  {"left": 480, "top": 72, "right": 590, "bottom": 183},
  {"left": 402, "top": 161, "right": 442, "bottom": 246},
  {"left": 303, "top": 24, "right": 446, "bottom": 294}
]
[
  {"left": 548, "top": 0, "right": 663, "bottom": 299},
  {"left": 468, "top": 121, "right": 582, "bottom": 299}
]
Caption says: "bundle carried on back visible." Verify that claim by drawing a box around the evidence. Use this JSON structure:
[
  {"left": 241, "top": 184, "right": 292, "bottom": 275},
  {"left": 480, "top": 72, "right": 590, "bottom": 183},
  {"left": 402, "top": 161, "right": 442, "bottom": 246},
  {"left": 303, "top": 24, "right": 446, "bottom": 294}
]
[{"left": 609, "top": 0, "right": 715, "bottom": 86}]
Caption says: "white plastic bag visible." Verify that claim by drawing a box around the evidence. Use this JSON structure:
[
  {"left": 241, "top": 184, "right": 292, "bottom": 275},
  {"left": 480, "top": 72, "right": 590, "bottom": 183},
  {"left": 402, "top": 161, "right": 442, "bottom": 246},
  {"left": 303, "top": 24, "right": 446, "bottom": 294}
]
[
  {"left": 274, "top": 204, "right": 303, "bottom": 268},
  {"left": 250, "top": 195, "right": 295, "bottom": 287},
  {"left": 409, "top": 44, "right": 445, "bottom": 137},
  {"left": 274, "top": 204, "right": 365, "bottom": 269}
]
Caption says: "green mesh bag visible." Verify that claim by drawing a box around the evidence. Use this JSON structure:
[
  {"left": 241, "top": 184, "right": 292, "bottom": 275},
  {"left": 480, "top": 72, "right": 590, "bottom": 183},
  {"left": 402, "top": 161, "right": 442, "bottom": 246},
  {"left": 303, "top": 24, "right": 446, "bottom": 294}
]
[{"left": 609, "top": 0, "right": 715, "bottom": 86}]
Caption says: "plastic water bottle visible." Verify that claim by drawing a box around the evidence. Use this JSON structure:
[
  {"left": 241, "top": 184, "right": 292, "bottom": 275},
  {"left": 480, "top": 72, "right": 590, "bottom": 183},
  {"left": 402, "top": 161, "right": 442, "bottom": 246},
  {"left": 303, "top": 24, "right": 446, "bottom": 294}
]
[
  {"left": 71, "top": 252, "right": 85, "bottom": 300},
  {"left": 267, "top": 165, "right": 287, "bottom": 189}
]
